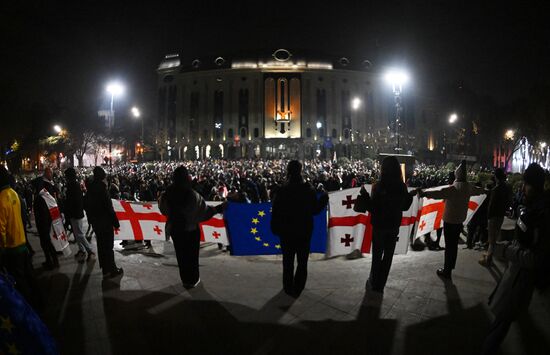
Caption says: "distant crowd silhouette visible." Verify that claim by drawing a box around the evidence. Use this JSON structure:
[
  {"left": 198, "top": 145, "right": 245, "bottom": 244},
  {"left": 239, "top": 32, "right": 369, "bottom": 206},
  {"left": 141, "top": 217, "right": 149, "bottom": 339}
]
[{"left": 1, "top": 158, "right": 549, "bottom": 354}]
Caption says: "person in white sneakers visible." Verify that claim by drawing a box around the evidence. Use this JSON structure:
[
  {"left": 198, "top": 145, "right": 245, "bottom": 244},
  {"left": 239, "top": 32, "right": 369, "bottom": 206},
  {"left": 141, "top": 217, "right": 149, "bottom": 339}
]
[{"left": 64, "top": 168, "right": 96, "bottom": 263}]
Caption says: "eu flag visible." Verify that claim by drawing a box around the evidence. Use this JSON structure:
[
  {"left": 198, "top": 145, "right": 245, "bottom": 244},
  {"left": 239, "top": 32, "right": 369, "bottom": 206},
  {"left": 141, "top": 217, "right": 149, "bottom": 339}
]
[
  {"left": 224, "top": 202, "right": 327, "bottom": 256},
  {"left": 0, "top": 273, "right": 58, "bottom": 354}
]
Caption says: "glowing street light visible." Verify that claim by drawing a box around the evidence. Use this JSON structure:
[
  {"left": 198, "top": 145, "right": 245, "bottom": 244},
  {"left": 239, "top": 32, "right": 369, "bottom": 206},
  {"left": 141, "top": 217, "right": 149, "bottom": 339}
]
[
  {"left": 105, "top": 81, "right": 125, "bottom": 169},
  {"left": 53, "top": 125, "right": 62, "bottom": 134},
  {"left": 106, "top": 82, "right": 125, "bottom": 97},
  {"left": 316, "top": 121, "right": 323, "bottom": 129},
  {"left": 449, "top": 113, "right": 458, "bottom": 124},
  {"left": 351, "top": 97, "right": 361, "bottom": 110},
  {"left": 384, "top": 68, "right": 410, "bottom": 152},
  {"left": 504, "top": 129, "right": 515, "bottom": 140},
  {"left": 131, "top": 106, "right": 140, "bottom": 118},
  {"left": 384, "top": 69, "right": 410, "bottom": 93}
]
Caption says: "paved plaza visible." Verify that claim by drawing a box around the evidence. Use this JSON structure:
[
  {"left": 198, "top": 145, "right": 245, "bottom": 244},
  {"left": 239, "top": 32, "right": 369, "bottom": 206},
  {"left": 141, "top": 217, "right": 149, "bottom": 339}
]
[{"left": 31, "top": 229, "right": 550, "bottom": 355}]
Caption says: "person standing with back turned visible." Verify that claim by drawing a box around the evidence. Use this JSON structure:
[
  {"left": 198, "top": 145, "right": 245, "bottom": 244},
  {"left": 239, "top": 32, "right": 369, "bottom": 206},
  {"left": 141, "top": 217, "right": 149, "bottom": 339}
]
[
  {"left": 165, "top": 166, "right": 223, "bottom": 289},
  {"left": 271, "top": 160, "right": 329, "bottom": 297},
  {"left": 85, "top": 167, "right": 123, "bottom": 279},
  {"left": 354, "top": 156, "right": 415, "bottom": 292},
  {"left": 419, "top": 161, "right": 485, "bottom": 280}
]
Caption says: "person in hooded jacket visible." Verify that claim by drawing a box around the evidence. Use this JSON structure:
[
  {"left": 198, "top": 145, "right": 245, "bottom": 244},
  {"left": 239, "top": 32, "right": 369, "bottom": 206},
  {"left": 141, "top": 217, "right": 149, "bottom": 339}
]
[{"left": 419, "top": 161, "right": 485, "bottom": 279}]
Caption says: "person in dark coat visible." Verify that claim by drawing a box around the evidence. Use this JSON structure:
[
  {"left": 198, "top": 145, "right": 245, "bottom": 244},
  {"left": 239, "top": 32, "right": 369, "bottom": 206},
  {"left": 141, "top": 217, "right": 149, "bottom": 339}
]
[
  {"left": 64, "top": 168, "right": 95, "bottom": 262},
  {"left": 32, "top": 167, "right": 59, "bottom": 270},
  {"left": 84, "top": 167, "right": 122, "bottom": 279},
  {"left": 271, "top": 160, "right": 329, "bottom": 297},
  {"left": 354, "top": 156, "right": 416, "bottom": 292},
  {"left": 480, "top": 168, "right": 512, "bottom": 266},
  {"left": 481, "top": 163, "right": 550, "bottom": 355},
  {"left": 165, "top": 166, "right": 223, "bottom": 288}
]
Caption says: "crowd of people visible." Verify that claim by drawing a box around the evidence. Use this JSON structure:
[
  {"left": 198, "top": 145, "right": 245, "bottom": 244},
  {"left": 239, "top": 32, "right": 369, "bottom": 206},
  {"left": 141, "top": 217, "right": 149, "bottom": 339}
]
[{"left": 1, "top": 158, "right": 549, "bottom": 354}]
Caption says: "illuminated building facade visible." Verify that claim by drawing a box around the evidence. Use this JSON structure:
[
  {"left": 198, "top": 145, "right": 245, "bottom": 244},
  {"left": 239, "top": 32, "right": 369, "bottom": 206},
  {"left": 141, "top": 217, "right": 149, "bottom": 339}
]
[{"left": 156, "top": 49, "right": 437, "bottom": 159}]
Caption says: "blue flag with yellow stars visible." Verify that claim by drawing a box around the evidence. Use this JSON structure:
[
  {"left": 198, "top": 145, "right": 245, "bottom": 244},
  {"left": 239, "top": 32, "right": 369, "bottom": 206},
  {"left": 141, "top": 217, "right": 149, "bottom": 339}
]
[
  {"left": 225, "top": 202, "right": 327, "bottom": 255},
  {"left": 0, "top": 272, "right": 58, "bottom": 354}
]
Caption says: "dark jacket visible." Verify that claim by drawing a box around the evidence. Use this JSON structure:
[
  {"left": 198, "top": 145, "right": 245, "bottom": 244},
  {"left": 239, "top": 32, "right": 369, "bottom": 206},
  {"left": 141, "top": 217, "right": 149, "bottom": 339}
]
[
  {"left": 64, "top": 180, "right": 85, "bottom": 220},
  {"left": 84, "top": 180, "right": 119, "bottom": 231},
  {"left": 489, "top": 197, "right": 550, "bottom": 320},
  {"left": 355, "top": 182, "right": 413, "bottom": 230},
  {"left": 271, "top": 180, "right": 328, "bottom": 238},
  {"left": 165, "top": 184, "right": 217, "bottom": 232},
  {"left": 487, "top": 182, "right": 512, "bottom": 219}
]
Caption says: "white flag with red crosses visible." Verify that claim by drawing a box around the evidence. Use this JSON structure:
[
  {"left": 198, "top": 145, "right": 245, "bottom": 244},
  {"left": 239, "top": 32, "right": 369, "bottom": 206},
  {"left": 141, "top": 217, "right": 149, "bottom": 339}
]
[
  {"left": 327, "top": 187, "right": 372, "bottom": 257},
  {"left": 199, "top": 202, "right": 229, "bottom": 246},
  {"left": 39, "top": 188, "right": 71, "bottom": 256},
  {"left": 110, "top": 200, "right": 229, "bottom": 245},
  {"left": 111, "top": 200, "right": 168, "bottom": 240},
  {"left": 327, "top": 186, "right": 419, "bottom": 257},
  {"left": 414, "top": 187, "right": 486, "bottom": 240}
]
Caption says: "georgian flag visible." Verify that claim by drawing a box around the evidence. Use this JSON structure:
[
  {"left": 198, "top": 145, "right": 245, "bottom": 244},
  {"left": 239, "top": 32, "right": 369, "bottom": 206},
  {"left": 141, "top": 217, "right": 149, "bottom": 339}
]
[
  {"left": 327, "top": 186, "right": 418, "bottom": 257},
  {"left": 110, "top": 200, "right": 229, "bottom": 245},
  {"left": 327, "top": 187, "right": 372, "bottom": 257},
  {"left": 199, "top": 202, "right": 229, "bottom": 246},
  {"left": 112, "top": 200, "right": 167, "bottom": 240},
  {"left": 414, "top": 186, "right": 486, "bottom": 239},
  {"left": 39, "top": 188, "right": 71, "bottom": 256}
]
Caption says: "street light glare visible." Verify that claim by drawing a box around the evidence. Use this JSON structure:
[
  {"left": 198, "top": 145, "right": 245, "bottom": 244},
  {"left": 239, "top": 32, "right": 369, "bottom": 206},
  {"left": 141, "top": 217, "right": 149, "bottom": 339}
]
[
  {"left": 384, "top": 69, "right": 410, "bottom": 86},
  {"left": 131, "top": 106, "right": 141, "bottom": 118},
  {"left": 505, "top": 129, "right": 515, "bottom": 140},
  {"left": 106, "top": 82, "right": 125, "bottom": 96},
  {"left": 316, "top": 121, "right": 323, "bottom": 129},
  {"left": 53, "top": 125, "right": 62, "bottom": 133},
  {"left": 449, "top": 113, "right": 458, "bottom": 124},
  {"left": 352, "top": 97, "right": 361, "bottom": 110}
]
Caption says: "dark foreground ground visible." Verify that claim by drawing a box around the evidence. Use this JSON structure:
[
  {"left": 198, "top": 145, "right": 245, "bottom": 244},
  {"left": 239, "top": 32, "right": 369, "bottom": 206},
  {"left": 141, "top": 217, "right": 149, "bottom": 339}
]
[{"left": 28, "top": 224, "right": 550, "bottom": 355}]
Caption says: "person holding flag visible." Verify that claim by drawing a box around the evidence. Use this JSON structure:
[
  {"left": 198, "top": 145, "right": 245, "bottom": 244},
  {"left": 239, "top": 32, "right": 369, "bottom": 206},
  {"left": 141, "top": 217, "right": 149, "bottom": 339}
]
[
  {"left": 85, "top": 167, "right": 123, "bottom": 279},
  {"left": 165, "top": 166, "right": 224, "bottom": 289},
  {"left": 271, "top": 160, "right": 329, "bottom": 297},
  {"left": 354, "top": 156, "right": 416, "bottom": 293},
  {"left": 419, "top": 161, "right": 485, "bottom": 280},
  {"left": 32, "top": 167, "right": 59, "bottom": 270}
]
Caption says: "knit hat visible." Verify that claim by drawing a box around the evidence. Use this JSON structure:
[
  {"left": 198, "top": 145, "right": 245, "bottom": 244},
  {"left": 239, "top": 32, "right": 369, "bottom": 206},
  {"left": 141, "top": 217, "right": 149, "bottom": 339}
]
[
  {"left": 454, "top": 160, "right": 467, "bottom": 182},
  {"left": 93, "top": 166, "right": 106, "bottom": 181}
]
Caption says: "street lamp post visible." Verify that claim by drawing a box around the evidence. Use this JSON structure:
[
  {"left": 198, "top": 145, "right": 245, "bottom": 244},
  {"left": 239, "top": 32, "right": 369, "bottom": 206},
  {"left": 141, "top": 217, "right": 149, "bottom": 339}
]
[
  {"left": 131, "top": 106, "right": 144, "bottom": 160},
  {"left": 106, "top": 82, "right": 124, "bottom": 170},
  {"left": 351, "top": 97, "right": 361, "bottom": 158},
  {"left": 384, "top": 69, "right": 409, "bottom": 152}
]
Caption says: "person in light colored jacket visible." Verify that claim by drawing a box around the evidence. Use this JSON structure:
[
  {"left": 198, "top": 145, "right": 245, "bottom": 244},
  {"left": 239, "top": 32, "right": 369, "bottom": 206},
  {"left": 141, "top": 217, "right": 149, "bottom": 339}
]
[{"left": 419, "top": 161, "right": 485, "bottom": 279}]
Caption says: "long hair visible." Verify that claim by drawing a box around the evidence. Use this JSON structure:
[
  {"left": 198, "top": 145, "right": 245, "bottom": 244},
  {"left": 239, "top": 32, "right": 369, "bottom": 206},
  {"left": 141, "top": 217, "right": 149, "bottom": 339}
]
[{"left": 379, "top": 156, "right": 402, "bottom": 189}]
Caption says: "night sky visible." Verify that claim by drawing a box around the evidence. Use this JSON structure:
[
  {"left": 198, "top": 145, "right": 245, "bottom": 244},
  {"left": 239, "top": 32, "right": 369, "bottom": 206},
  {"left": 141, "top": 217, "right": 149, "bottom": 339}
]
[{"left": 2, "top": 0, "right": 549, "bottom": 124}]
